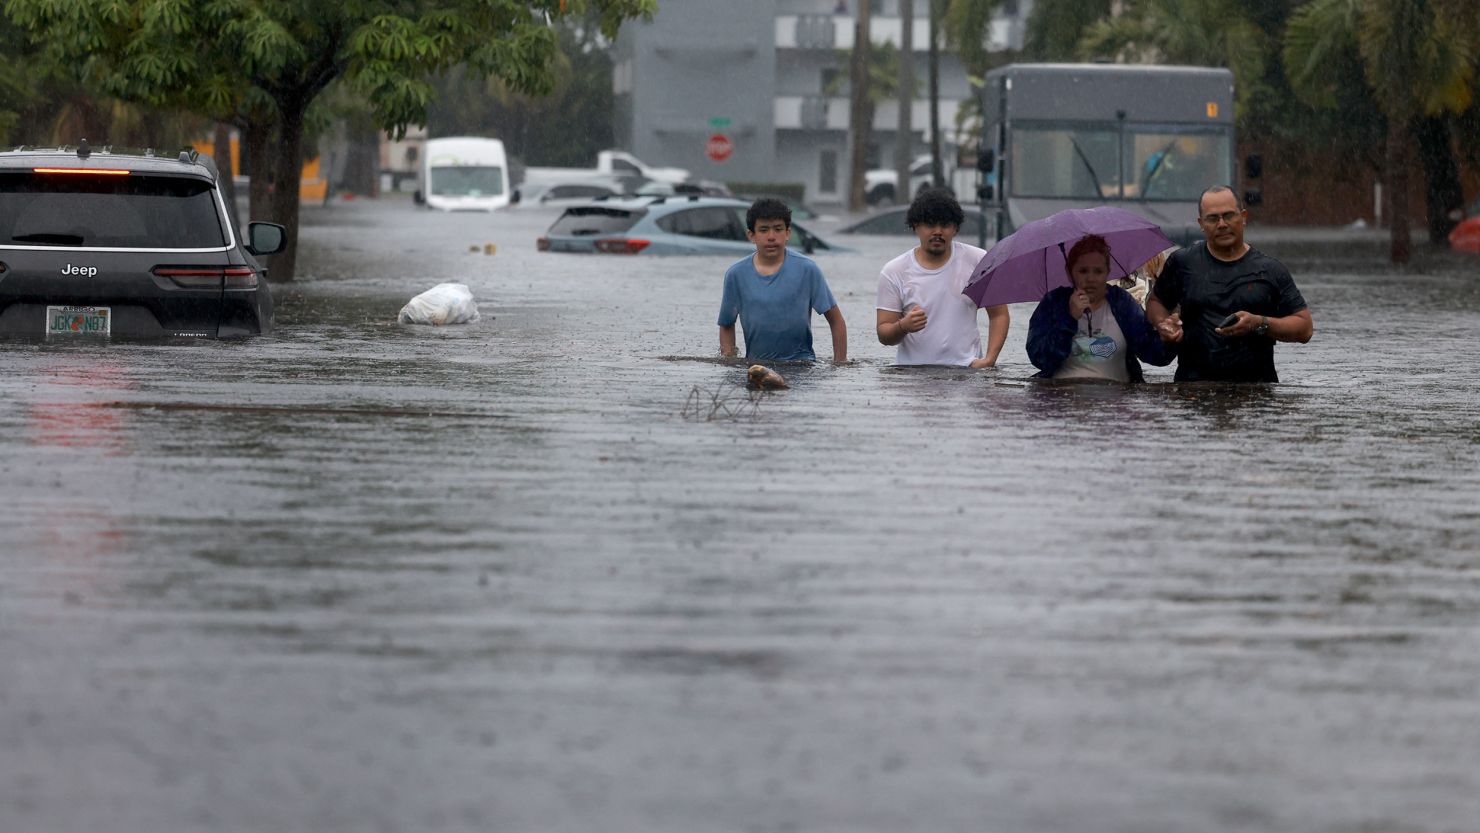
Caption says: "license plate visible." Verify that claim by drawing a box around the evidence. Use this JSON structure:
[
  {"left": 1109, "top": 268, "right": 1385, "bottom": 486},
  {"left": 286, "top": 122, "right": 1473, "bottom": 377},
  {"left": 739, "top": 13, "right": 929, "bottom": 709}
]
[{"left": 45, "top": 305, "right": 112, "bottom": 336}]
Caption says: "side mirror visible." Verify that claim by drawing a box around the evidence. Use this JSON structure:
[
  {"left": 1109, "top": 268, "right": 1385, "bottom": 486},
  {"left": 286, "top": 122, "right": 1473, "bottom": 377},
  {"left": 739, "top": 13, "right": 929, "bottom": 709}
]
[
  {"left": 976, "top": 148, "right": 995, "bottom": 173},
  {"left": 246, "top": 221, "right": 286, "bottom": 255},
  {"left": 413, "top": 189, "right": 425, "bottom": 205},
  {"left": 1244, "top": 188, "right": 1263, "bottom": 208},
  {"left": 802, "top": 233, "right": 816, "bottom": 255},
  {"left": 510, "top": 188, "right": 522, "bottom": 205},
  {"left": 1245, "top": 154, "right": 1263, "bottom": 179}
]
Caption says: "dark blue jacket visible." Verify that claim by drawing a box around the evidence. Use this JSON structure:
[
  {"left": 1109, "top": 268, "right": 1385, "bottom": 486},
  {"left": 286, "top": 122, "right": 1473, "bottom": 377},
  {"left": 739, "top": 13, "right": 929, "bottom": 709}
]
[{"left": 1026, "top": 285, "right": 1175, "bottom": 382}]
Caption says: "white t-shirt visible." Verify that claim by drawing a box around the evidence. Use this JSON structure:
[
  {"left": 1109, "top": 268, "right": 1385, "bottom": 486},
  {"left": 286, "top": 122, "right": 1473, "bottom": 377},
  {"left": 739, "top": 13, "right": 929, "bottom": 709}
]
[
  {"left": 1053, "top": 302, "right": 1130, "bottom": 382},
  {"left": 875, "top": 241, "right": 989, "bottom": 366}
]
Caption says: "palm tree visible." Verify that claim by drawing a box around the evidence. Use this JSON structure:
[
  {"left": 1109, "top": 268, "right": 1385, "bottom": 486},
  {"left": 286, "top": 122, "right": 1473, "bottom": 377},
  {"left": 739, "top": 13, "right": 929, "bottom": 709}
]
[
  {"left": 1022, "top": 0, "right": 1112, "bottom": 60},
  {"left": 1286, "top": 0, "right": 1478, "bottom": 262},
  {"left": 1076, "top": 0, "right": 1269, "bottom": 116}
]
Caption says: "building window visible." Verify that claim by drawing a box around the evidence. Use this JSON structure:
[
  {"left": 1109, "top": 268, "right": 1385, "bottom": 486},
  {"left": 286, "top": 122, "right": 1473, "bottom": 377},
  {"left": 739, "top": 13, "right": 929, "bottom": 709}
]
[{"left": 819, "top": 149, "right": 839, "bottom": 196}]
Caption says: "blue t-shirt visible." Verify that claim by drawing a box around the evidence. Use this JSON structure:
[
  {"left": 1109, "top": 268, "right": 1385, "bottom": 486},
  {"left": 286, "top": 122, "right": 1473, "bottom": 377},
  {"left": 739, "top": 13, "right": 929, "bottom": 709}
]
[{"left": 717, "top": 250, "right": 838, "bottom": 361}]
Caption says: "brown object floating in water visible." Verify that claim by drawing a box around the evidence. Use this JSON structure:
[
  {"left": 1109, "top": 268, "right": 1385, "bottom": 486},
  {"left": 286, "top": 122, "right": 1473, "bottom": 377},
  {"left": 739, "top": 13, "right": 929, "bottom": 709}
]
[{"left": 748, "top": 364, "right": 789, "bottom": 390}]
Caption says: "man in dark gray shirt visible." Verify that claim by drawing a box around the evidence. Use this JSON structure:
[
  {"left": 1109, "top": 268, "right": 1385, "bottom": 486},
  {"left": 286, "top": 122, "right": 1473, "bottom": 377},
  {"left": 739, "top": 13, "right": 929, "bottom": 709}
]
[{"left": 1148, "top": 185, "right": 1314, "bottom": 382}]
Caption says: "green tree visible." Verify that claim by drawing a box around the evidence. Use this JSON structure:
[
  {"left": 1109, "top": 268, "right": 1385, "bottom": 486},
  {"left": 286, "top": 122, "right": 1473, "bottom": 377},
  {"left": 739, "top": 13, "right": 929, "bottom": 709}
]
[
  {"left": 1077, "top": 0, "right": 1269, "bottom": 117},
  {"left": 1023, "top": 0, "right": 1112, "bottom": 60},
  {"left": 3, "top": 0, "right": 656, "bottom": 281},
  {"left": 941, "top": 0, "right": 1008, "bottom": 75},
  {"left": 1286, "top": 0, "right": 1478, "bottom": 261},
  {"left": 827, "top": 41, "right": 916, "bottom": 105},
  {"left": 429, "top": 12, "right": 622, "bottom": 168}
]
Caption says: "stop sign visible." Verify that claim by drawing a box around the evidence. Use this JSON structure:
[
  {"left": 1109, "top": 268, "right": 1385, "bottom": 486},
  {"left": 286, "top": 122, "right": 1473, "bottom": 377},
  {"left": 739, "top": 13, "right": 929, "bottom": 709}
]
[{"left": 706, "top": 133, "right": 734, "bottom": 162}]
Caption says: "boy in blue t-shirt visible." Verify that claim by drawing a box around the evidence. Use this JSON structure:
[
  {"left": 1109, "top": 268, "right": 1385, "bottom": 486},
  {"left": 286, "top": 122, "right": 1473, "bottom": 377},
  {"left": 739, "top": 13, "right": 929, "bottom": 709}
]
[{"left": 717, "top": 198, "right": 848, "bottom": 363}]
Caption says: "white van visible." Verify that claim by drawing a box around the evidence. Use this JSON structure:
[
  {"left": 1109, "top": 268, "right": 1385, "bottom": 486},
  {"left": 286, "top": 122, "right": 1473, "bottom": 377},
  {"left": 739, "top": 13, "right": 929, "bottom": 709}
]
[{"left": 416, "top": 137, "right": 510, "bottom": 211}]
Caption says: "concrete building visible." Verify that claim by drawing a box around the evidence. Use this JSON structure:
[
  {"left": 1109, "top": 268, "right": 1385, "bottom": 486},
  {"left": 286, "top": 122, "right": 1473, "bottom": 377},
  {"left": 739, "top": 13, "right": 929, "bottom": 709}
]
[{"left": 614, "top": 0, "right": 1032, "bottom": 205}]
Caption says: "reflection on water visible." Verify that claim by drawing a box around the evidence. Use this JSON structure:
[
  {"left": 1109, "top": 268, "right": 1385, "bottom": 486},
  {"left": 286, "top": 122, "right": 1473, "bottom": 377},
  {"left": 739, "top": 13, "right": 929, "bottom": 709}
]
[{"left": 2, "top": 203, "right": 1479, "bottom": 832}]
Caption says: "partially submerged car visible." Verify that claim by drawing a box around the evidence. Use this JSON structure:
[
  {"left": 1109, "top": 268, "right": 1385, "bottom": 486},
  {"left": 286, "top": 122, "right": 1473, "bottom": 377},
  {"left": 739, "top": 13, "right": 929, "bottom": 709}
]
[
  {"left": 836, "top": 204, "right": 991, "bottom": 239},
  {"left": 537, "top": 196, "right": 843, "bottom": 255},
  {"left": 0, "top": 143, "right": 285, "bottom": 338},
  {"left": 512, "top": 179, "right": 626, "bottom": 208}
]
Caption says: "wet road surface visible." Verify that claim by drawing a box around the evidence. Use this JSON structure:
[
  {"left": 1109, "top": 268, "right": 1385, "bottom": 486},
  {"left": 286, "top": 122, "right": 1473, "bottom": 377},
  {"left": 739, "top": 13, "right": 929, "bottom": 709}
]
[{"left": 3, "top": 200, "right": 1479, "bottom": 832}]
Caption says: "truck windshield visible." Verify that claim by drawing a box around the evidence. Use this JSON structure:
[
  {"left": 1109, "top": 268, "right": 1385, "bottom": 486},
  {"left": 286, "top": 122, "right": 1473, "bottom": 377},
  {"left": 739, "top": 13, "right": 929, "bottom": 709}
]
[
  {"left": 1011, "top": 124, "right": 1231, "bottom": 202},
  {"left": 430, "top": 166, "right": 505, "bottom": 197}
]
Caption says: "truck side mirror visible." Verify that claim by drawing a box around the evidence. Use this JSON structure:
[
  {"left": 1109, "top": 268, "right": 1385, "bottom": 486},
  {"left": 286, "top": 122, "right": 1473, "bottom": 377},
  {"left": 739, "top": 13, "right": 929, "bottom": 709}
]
[
  {"left": 1244, "top": 188, "right": 1263, "bottom": 208},
  {"left": 1245, "top": 154, "right": 1263, "bottom": 179}
]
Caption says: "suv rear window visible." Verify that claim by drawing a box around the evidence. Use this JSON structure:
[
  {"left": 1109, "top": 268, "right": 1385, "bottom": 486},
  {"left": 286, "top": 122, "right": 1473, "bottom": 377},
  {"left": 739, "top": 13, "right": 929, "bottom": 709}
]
[
  {"left": 656, "top": 207, "right": 746, "bottom": 240},
  {"left": 547, "top": 207, "right": 643, "bottom": 236},
  {"left": 0, "top": 172, "right": 227, "bottom": 249}
]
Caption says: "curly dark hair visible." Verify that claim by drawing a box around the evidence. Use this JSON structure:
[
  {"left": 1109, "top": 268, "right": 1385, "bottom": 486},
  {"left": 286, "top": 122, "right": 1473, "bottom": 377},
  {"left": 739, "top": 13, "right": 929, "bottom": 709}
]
[
  {"left": 745, "top": 197, "right": 792, "bottom": 232},
  {"left": 1064, "top": 234, "right": 1112, "bottom": 278},
  {"left": 905, "top": 187, "right": 965, "bottom": 230}
]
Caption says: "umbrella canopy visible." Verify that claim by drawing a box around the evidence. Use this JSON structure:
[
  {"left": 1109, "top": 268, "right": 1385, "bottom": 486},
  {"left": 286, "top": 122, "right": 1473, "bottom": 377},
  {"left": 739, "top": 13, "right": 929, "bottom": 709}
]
[{"left": 964, "top": 207, "right": 1176, "bottom": 308}]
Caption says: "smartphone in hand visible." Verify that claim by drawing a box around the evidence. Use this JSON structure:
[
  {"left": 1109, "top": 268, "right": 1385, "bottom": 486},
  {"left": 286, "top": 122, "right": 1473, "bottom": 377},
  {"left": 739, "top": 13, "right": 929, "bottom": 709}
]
[{"left": 1218, "top": 313, "right": 1240, "bottom": 329}]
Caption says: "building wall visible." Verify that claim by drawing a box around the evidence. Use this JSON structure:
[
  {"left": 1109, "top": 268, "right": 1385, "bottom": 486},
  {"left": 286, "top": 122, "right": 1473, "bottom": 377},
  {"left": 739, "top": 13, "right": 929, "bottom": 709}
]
[
  {"left": 615, "top": 1, "right": 779, "bottom": 184},
  {"left": 617, "top": 0, "right": 1028, "bottom": 203}
]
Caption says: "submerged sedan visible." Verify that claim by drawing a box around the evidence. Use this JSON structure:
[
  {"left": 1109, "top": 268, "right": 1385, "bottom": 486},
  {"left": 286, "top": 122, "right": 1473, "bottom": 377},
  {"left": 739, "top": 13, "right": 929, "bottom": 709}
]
[
  {"left": 537, "top": 196, "right": 843, "bottom": 255},
  {"left": 0, "top": 144, "right": 284, "bottom": 338}
]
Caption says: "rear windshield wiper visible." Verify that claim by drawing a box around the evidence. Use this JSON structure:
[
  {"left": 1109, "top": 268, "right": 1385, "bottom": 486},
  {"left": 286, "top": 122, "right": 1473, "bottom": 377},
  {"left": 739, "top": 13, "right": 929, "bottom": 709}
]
[{"left": 11, "top": 232, "right": 86, "bottom": 245}]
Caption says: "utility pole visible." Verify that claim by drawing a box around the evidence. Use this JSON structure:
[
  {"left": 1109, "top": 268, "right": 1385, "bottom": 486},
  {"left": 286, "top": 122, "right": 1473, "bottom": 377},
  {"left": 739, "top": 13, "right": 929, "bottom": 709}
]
[
  {"left": 847, "top": 0, "right": 873, "bottom": 213},
  {"left": 928, "top": 0, "right": 943, "bottom": 189},
  {"left": 894, "top": 0, "right": 914, "bottom": 206}
]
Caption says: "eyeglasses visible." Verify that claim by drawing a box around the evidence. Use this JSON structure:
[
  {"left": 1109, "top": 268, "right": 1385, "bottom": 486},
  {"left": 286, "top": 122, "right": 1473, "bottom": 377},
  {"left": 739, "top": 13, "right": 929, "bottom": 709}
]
[{"left": 1200, "top": 210, "right": 1242, "bottom": 225}]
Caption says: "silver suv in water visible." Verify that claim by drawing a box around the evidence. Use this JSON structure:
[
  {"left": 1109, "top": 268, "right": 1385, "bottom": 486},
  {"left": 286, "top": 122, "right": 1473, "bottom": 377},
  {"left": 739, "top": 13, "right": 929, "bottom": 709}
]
[{"left": 0, "top": 143, "right": 285, "bottom": 338}]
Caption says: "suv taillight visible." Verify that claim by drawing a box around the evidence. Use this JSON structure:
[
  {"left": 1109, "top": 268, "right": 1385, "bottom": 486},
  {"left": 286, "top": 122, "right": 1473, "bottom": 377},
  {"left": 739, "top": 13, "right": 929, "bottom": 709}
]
[
  {"left": 594, "top": 238, "right": 651, "bottom": 254},
  {"left": 537, "top": 236, "right": 551, "bottom": 251},
  {"left": 153, "top": 266, "right": 258, "bottom": 289}
]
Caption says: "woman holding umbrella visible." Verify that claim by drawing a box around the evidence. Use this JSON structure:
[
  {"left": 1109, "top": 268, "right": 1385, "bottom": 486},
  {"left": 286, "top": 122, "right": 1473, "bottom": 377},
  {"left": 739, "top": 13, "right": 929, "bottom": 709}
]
[{"left": 1026, "top": 235, "right": 1176, "bottom": 382}]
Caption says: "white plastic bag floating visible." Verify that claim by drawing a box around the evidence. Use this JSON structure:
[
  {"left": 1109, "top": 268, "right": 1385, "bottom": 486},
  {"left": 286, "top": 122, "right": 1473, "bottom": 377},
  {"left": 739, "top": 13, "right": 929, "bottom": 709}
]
[{"left": 398, "top": 283, "right": 481, "bottom": 325}]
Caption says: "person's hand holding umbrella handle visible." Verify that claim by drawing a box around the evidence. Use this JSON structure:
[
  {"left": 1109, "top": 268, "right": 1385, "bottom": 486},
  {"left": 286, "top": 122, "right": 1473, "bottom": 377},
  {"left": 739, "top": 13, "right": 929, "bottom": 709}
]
[{"left": 1068, "top": 288, "right": 1093, "bottom": 320}]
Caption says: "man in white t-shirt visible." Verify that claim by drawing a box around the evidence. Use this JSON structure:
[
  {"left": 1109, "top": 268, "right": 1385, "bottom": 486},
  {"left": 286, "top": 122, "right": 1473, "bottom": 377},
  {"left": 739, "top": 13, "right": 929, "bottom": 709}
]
[{"left": 875, "top": 188, "right": 1009, "bottom": 366}]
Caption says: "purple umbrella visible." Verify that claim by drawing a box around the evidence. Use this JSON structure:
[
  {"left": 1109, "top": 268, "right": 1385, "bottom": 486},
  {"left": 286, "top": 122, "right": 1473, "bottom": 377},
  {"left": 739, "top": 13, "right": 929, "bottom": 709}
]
[{"left": 964, "top": 206, "right": 1176, "bottom": 307}]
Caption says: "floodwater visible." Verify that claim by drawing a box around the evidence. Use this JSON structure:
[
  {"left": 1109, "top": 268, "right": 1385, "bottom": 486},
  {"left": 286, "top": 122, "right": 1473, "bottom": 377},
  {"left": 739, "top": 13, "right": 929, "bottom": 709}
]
[{"left": 3, "top": 200, "right": 1479, "bottom": 833}]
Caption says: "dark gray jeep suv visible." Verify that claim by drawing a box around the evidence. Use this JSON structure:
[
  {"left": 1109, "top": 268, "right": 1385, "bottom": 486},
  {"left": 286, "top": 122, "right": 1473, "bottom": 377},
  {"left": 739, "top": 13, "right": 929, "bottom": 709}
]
[{"left": 0, "top": 143, "right": 285, "bottom": 337}]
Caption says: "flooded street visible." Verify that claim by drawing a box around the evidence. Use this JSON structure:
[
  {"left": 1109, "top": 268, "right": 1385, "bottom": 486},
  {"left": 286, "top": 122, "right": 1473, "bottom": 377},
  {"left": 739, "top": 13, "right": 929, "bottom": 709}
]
[{"left": 4, "top": 199, "right": 1479, "bottom": 832}]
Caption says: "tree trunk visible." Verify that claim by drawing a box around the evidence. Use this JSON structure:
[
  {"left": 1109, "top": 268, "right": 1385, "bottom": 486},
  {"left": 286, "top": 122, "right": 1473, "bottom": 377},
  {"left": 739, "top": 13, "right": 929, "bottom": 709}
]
[
  {"left": 847, "top": 1, "right": 873, "bottom": 212},
  {"left": 269, "top": 98, "right": 308, "bottom": 282},
  {"left": 1386, "top": 117, "right": 1411, "bottom": 265},
  {"left": 245, "top": 121, "right": 272, "bottom": 222},
  {"left": 894, "top": 0, "right": 914, "bottom": 206},
  {"left": 211, "top": 120, "right": 239, "bottom": 233},
  {"left": 1416, "top": 115, "right": 1462, "bottom": 244},
  {"left": 928, "top": 0, "right": 942, "bottom": 188},
  {"left": 344, "top": 124, "right": 380, "bottom": 197}
]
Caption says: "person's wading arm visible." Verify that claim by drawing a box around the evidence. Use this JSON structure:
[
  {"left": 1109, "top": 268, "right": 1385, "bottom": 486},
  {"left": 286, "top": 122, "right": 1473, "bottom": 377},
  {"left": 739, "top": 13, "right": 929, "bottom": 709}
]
[
  {"left": 823, "top": 306, "right": 848, "bottom": 363},
  {"left": 719, "top": 324, "right": 738, "bottom": 357},
  {"left": 1146, "top": 295, "right": 1182, "bottom": 343},
  {"left": 971, "top": 304, "right": 1009, "bottom": 368},
  {"left": 877, "top": 307, "right": 927, "bottom": 345},
  {"left": 1215, "top": 308, "right": 1313, "bottom": 343}
]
